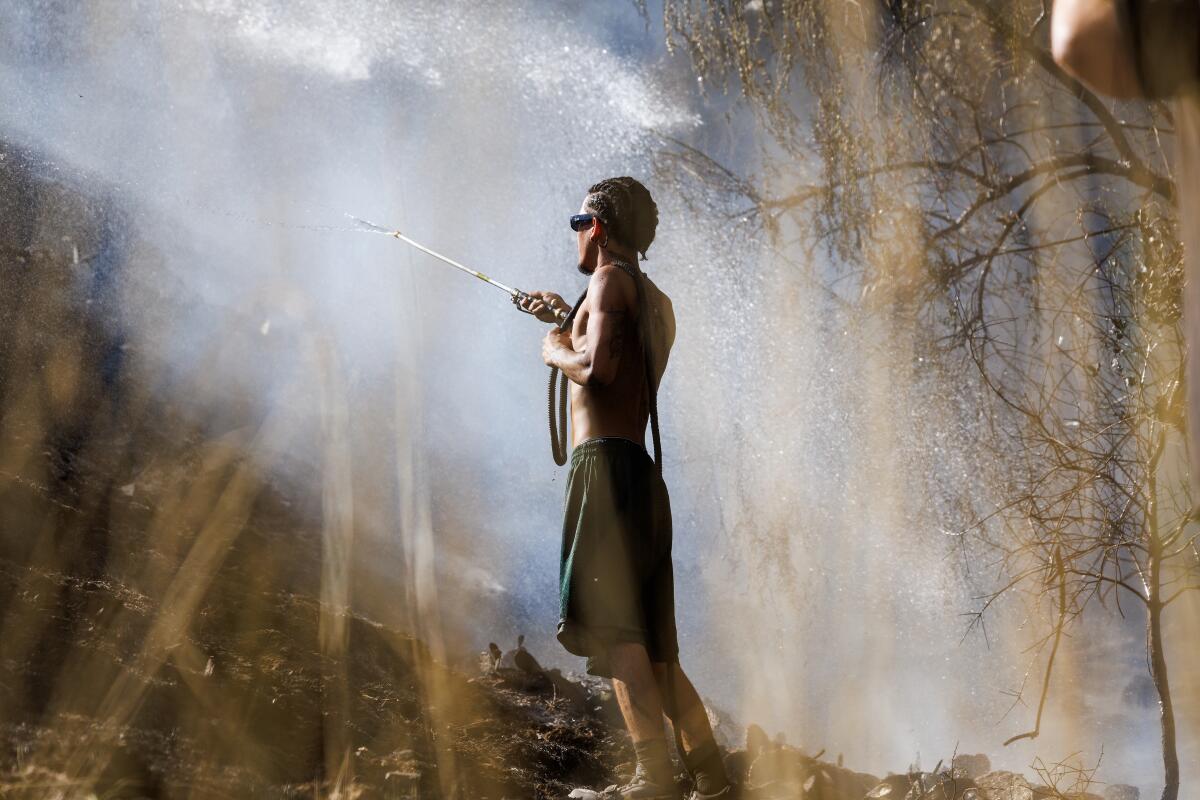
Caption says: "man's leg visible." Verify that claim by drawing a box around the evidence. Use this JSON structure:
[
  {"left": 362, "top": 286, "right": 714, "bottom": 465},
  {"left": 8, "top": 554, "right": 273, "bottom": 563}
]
[
  {"left": 609, "top": 642, "right": 676, "bottom": 796},
  {"left": 652, "top": 662, "right": 730, "bottom": 797}
]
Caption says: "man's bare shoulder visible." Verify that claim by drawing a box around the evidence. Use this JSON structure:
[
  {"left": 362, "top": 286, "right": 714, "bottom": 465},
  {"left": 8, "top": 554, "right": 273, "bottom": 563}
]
[{"left": 587, "top": 264, "right": 637, "bottom": 312}]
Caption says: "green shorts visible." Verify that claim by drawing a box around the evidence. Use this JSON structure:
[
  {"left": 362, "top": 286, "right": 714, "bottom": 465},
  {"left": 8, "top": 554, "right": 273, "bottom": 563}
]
[{"left": 556, "top": 437, "right": 679, "bottom": 678}]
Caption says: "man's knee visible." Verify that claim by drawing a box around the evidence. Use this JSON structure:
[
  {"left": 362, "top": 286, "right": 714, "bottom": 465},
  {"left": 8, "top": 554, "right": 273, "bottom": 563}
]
[
  {"left": 651, "top": 661, "right": 696, "bottom": 715},
  {"left": 608, "top": 642, "right": 654, "bottom": 682}
]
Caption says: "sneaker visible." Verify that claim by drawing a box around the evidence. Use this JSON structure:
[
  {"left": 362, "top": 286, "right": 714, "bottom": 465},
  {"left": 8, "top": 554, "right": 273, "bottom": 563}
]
[
  {"left": 685, "top": 786, "right": 732, "bottom": 800},
  {"left": 567, "top": 766, "right": 680, "bottom": 800}
]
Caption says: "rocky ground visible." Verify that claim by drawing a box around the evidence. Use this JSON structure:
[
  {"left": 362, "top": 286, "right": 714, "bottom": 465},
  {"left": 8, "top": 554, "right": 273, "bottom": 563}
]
[{"left": 0, "top": 551, "right": 1136, "bottom": 800}]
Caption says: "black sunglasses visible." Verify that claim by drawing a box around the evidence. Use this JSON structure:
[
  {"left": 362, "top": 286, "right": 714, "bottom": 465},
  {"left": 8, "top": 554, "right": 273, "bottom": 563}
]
[{"left": 570, "top": 213, "right": 598, "bottom": 232}]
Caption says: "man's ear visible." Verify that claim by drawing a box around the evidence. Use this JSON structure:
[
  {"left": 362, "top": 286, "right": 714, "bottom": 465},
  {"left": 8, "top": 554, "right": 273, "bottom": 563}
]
[{"left": 591, "top": 218, "right": 605, "bottom": 242}]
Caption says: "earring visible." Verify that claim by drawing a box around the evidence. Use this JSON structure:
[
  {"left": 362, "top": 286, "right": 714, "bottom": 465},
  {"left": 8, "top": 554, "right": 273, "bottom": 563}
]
[{"left": 599, "top": 234, "right": 609, "bottom": 248}]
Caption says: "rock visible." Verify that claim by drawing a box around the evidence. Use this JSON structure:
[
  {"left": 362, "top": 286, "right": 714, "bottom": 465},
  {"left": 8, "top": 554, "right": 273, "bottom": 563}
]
[
  {"left": 744, "top": 744, "right": 876, "bottom": 800},
  {"left": 747, "top": 746, "right": 810, "bottom": 792},
  {"left": 953, "top": 754, "right": 991, "bottom": 780},
  {"left": 867, "top": 774, "right": 915, "bottom": 798},
  {"left": 1104, "top": 787, "right": 1138, "bottom": 800},
  {"left": 490, "top": 635, "right": 550, "bottom": 693},
  {"left": 498, "top": 634, "right": 542, "bottom": 675},
  {"left": 976, "top": 770, "right": 1047, "bottom": 800},
  {"left": 746, "top": 723, "right": 770, "bottom": 761},
  {"left": 867, "top": 770, "right": 983, "bottom": 800},
  {"left": 545, "top": 667, "right": 590, "bottom": 711},
  {"left": 904, "top": 770, "right": 981, "bottom": 799},
  {"left": 513, "top": 635, "right": 542, "bottom": 674}
]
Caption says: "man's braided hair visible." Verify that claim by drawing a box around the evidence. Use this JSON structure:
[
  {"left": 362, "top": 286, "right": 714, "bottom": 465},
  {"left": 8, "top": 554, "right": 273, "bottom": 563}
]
[{"left": 585, "top": 177, "right": 658, "bottom": 261}]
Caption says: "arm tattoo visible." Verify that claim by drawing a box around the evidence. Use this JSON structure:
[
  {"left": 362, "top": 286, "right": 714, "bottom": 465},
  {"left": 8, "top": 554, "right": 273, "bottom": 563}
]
[{"left": 608, "top": 311, "right": 626, "bottom": 358}]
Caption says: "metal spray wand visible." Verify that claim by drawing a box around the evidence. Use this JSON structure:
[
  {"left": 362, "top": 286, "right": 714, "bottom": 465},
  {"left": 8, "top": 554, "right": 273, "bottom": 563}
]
[{"left": 346, "top": 214, "right": 568, "bottom": 322}]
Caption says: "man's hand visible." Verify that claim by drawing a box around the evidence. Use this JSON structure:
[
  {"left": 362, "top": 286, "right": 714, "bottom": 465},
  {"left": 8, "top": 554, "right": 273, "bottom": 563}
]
[
  {"left": 543, "top": 327, "right": 573, "bottom": 367},
  {"left": 516, "top": 290, "right": 568, "bottom": 323}
]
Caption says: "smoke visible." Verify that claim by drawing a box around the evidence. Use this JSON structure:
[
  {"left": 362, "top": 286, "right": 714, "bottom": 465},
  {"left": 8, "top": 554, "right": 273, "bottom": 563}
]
[{"left": 0, "top": 0, "right": 1180, "bottom": 795}]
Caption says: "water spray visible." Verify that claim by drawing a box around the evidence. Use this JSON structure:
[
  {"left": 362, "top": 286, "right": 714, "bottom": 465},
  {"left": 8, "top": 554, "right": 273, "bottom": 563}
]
[{"left": 346, "top": 214, "right": 568, "bottom": 322}]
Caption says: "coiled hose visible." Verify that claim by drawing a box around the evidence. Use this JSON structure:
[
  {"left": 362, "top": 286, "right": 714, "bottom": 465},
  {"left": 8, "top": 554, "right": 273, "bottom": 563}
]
[
  {"left": 549, "top": 366, "right": 570, "bottom": 466},
  {"left": 548, "top": 291, "right": 586, "bottom": 466}
]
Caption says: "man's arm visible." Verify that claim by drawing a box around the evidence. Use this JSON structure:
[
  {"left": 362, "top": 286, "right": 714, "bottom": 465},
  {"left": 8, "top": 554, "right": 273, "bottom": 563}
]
[
  {"left": 542, "top": 267, "right": 630, "bottom": 387},
  {"left": 1052, "top": 0, "right": 1145, "bottom": 98}
]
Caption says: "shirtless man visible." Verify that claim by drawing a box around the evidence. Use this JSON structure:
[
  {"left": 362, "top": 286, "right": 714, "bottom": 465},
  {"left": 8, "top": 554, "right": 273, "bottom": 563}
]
[{"left": 517, "top": 177, "right": 731, "bottom": 800}]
